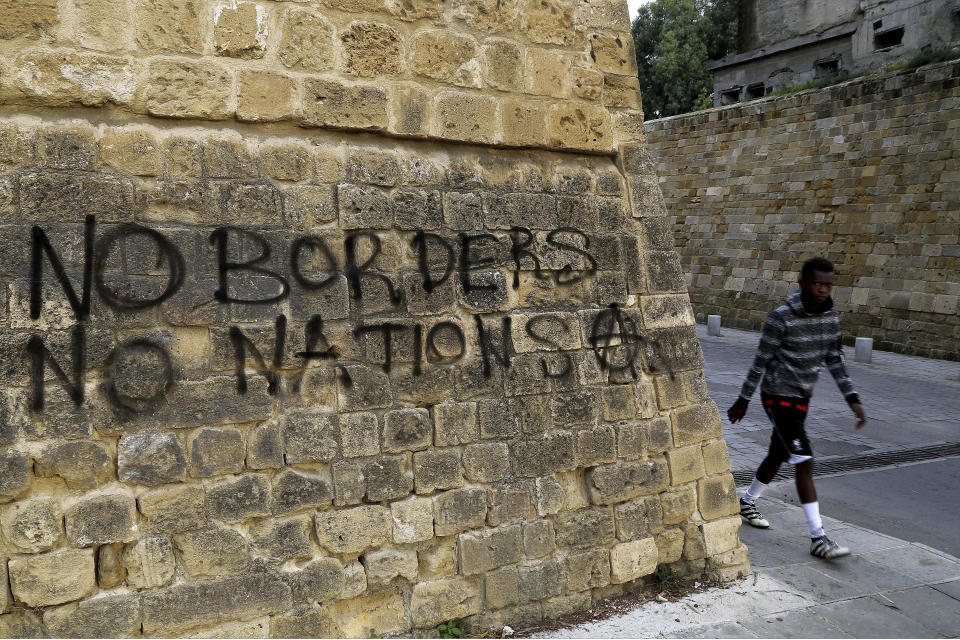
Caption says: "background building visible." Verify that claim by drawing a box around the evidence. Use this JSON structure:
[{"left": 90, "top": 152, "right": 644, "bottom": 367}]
[{"left": 708, "top": 0, "right": 960, "bottom": 104}]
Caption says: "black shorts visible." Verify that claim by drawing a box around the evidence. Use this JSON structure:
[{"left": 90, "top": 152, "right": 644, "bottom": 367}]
[{"left": 761, "top": 394, "right": 813, "bottom": 465}]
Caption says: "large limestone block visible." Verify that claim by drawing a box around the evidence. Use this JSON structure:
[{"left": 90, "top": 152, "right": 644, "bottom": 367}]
[
  {"left": 145, "top": 58, "right": 233, "bottom": 120},
  {"left": 43, "top": 593, "right": 141, "bottom": 638},
  {"left": 548, "top": 103, "right": 613, "bottom": 152},
  {"left": 610, "top": 537, "right": 658, "bottom": 583},
  {"left": 698, "top": 474, "right": 739, "bottom": 520},
  {"left": 0, "top": 0, "right": 59, "bottom": 39},
  {"left": 315, "top": 505, "right": 391, "bottom": 555},
  {"left": 1, "top": 498, "right": 63, "bottom": 552},
  {"left": 411, "top": 577, "right": 482, "bottom": 629},
  {"left": 701, "top": 516, "right": 741, "bottom": 556},
  {"left": 8, "top": 548, "right": 96, "bottom": 607},
  {"left": 329, "top": 590, "right": 407, "bottom": 638}
]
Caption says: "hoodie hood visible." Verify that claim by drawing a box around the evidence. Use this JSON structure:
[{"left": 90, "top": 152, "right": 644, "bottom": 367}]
[{"left": 787, "top": 290, "right": 834, "bottom": 316}]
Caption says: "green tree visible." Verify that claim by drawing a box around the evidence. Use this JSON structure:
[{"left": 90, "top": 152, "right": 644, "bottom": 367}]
[{"left": 632, "top": 0, "right": 738, "bottom": 118}]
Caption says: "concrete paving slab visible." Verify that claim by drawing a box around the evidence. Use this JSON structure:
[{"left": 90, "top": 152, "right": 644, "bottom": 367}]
[
  {"left": 804, "top": 555, "right": 920, "bottom": 595},
  {"left": 813, "top": 596, "right": 944, "bottom": 638},
  {"left": 739, "top": 541, "right": 793, "bottom": 569},
  {"left": 873, "top": 586, "right": 960, "bottom": 637},
  {"left": 769, "top": 563, "right": 864, "bottom": 602},
  {"left": 861, "top": 545, "right": 960, "bottom": 584},
  {"left": 933, "top": 578, "right": 960, "bottom": 602},
  {"left": 823, "top": 525, "right": 907, "bottom": 554},
  {"left": 671, "top": 621, "right": 758, "bottom": 638},
  {"left": 739, "top": 607, "right": 855, "bottom": 638}
]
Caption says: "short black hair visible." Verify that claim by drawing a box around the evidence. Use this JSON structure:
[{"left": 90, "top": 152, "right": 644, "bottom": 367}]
[{"left": 800, "top": 257, "right": 835, "bottom": 281}]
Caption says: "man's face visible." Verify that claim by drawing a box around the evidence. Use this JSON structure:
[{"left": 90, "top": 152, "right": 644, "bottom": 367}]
[{"left": 799, "top": 269, "right": 835, "bottom": 307}]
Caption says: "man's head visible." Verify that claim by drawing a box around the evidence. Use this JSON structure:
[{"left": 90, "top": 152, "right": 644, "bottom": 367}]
[{"left": 799, "top": 257, "right": 835, "bottom": 309}]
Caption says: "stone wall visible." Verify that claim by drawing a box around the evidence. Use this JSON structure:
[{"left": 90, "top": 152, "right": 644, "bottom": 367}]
[
  {"left": 646, "top": 60, "right": 960, "bottom": 360},
  {"left": 0, "top": 1, "right": 745, "bottom": 638}
]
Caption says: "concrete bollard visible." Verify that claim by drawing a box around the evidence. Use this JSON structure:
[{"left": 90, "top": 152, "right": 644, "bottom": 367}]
[
  {"left": 854, "top": 337, "right": 873, "bottom": 363},
  {"left": 707, "top": 315, "right": 722, "bottom": 336}
]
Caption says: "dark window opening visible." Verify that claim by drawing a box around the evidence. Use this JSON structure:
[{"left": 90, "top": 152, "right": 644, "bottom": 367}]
[
  {"left": 873, "top": 19, "right": 883, "bottom": 30},
  {"left": 746, "top": 83, "right": 766, "bottom": 99},
  {"left": 815, "top": 57, "right": 841, "bottom": 76},
  {"left": 720, "top": 87, "right": 741, "bottom": 105},
  {"left": 874, "top": 26, "right": 904, "bottom": 50}
]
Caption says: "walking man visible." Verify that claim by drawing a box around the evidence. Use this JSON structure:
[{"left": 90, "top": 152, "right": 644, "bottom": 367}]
[{"left": 728, "top": 257, "right": 867, "bottom": 559}]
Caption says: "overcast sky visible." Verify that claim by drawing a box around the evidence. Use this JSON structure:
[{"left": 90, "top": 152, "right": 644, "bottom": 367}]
[{"left": 626, "top": 0, "right": 653, "bottom": 20}]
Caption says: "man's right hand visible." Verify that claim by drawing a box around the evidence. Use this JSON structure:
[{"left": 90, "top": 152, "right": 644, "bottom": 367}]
[{"left": 727, "top": 402, "right": 747, "bottom": 423}]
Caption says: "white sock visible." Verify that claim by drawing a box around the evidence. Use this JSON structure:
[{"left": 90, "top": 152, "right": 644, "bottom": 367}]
[
  {"left": 743, "top": 478, "right": 768, "bottom": 503},
  {"left": 802, "top": 501, "right": 825, "bottom": 538}
]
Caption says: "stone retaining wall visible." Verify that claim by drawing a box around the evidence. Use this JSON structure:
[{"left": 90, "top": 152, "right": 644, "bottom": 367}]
[
  {"left": 0, "top": 0, "right": 745, "bottom": 637},
  {"left": 645, "top": 60, "right": 960, "bottom": 360}
]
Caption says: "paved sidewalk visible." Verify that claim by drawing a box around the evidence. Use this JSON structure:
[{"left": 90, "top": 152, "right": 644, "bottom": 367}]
[{"left": 535, "top": 325, "right": 960, "bottom": 638}]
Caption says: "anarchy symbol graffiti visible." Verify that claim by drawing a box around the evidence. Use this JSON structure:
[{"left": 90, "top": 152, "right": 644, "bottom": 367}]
[{"left": 589, "top": 303, "right": 644, "bottom": 379}]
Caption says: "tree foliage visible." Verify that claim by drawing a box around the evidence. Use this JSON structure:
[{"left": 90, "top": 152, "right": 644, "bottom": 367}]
[{"left": 632, "top": 0, "right": 738, "bottom": 119}]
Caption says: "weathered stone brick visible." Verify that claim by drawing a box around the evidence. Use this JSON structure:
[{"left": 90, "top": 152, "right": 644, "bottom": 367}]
[
  {"left": 289, "top": 557, "right": 346, "bottom": 604},
  {"left": 272, "top": 468, "right": 333, "bottom": 515},
  {"left": 463, "top": 442, "right": 510, "bottom": 483},
  {"left": 702, "top": 440, "right": 731, "bottom": 475},
  {"left": 0, "top": 0, "right": 59, "bottom": 39},
  {"left": 43, "top": 593, "right": 140, "bottom": 638},
  {"left": 486, "top": 482, "right": 534, "bottom": 526},
  {"left": 533, "top": 476, "right": 564, "bottom": 516},
  {"left": 433, "top": 487, "right": 487, "bottom": 536},
  {"left": 332, "top": 461, "right": 365, "bottom": 506},
  {"left": 315, "top": 505, "right": 391, "bottom": 555},
  {"left": 279, "top": 8, "right": 335, "bottom": 72},
  {"left": 145, "top": 58, "right": 233, "bottom": 120},
  {"left": 135, "top": 0, "right": 204, "bottom": 53},
  {"left": 140, "top": 566, "right": 292, "bottom": 636},
  {"left": 555, "top": 507, "right": 614, "bottom": 549},
  {"left": 173, "top": 526, "right": 250, "bottom": 578},
  {"left": 283, "top": 411, "right": 339, "bottom": 463},
  {"left": 502, "top": 98, "right": 549, "bottom": 147},
  {"left": 138, "top": 483, "right": 207, "bottom": 533},
  {"left": 586, "top": 458, "right": 669, "bottom": 505},
  {"left": 97, "top": 544, "right": 125, "bottom": 588},
  {"left": 657, "top": 527, "right": 685, "bottom": 563},
  {"left": 8, "top": 548, "right": 96, "bottom": 607},
  {"left": 432, "top": 91, "right": 498, "bottom": 144},
  {"left": 328, "top": 589, "right": 407, "bottom": 638},
  {"left": 391, "top": 495, "right": 434, "bottom": 543},
  {"left": 341, "top": 21, "right": 404, "bottom": 77},
  {"left": 246, "top": 420, "right": 283, "bottom": 470},
  {"left": 614, "top": 496, "right": 663, "bottom": 541},
  {"left": 383, "top": 408, "right": 432, "bottom": 453},
  {"left": 459, "top": 525, "right": 523, "bottom": 575},
  {"left": 698, "top": 474, "right": 739, "bottom": 520},
  {"left": 65, "top": 492, "right": 136, "bottom": 546},
  {"left": 342, "top": 559, "right": 368, "bottom": 600},
  {"left": 205, "top": 473, "right": 272, "bottom": 522},
  {"left": 660, "top": 487, "right": 697, "bottom": 526},
  {"left": 566, "top": 548, "right": 611, "bottom": 592},
  {"left": 363, "top": 547, "right": 418, "bottom": 587},
  {"left": 576, "top": 425, "right": 617, "bottom": 465},
  {"left": 237, "top": 70, "right": 298, "bottom": 123},
  {"left": 0, "top": 450, "right": 30, "bottom": 502},
  {"left": 1, "top": 498, "right": 62, "bottom": 553},
  {"left": 701, "top": 516, "right": 741, "bottom": 556},
  {"left": 118, "top": 433, "right": 187, "bottom": 486},
  {"left": 478, "top": 398, "right": 520, "bottom": 439},
  {"left": 548, "top": 103, "right": 613, "bottom": 152},
  {"left": 414, "top": 448, "right": 463, "bottom": 493},
  {"left": 667, "top": 445, "right": 706, "bottom": 485},
  {"left": 433, "top": 402, "right": 479, "bottom": 446},
  {"left": 123, "top": 534, "right": 176, "bottom": 588},
  {"left": 301, "top": 79, "right": 388, "bottom": 131},
  {"left": 418, "top": 538, "right": 458, "bottom": 579},
  {"left": 338, "top": 364, "right": 395, "bottom": 411},
  {"left": 518, "top": 557, "right": 564, "bottom": 602},
  {"left": 338, "top": 183, "right": 393, "bottom": 229},
  {"left": 411, "top": 576, "right": 482, "bottom": 629},
  {"left": 409, "top": 30, "right": 479, "bottom": 84},
  {"left": 521, "top": 0, "right": 574, "bottom": 45},
  {"left": 251, "top": 516, "right": 315, "bottom": 562},
  {"left": 484, "top": 38, "right": 522, "bottom": 90},
  {"left": 485, "top": 565, "right": 520, "bottom": 609},
  {"left": 610, "top": 537, "right": 658, "bottom": 584},
  {"left": 511, "top": 430, "right": 576, "bottom": 477},
  {"left": 364, "top": 454, "right": 414, "bottom": 501},
  {"left": 214, "top": 2, "right": 266, "bottom": 59},
  {"left": 523, "top": 519, "right": 555, "bottom": 558},
  {"left": 188, "top": 427, "right": 245, "bottom": 477}
]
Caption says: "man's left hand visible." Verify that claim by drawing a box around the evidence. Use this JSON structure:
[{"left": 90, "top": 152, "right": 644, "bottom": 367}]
[{"left": 851, "top": 403, "right": 867, "bottom": 430}]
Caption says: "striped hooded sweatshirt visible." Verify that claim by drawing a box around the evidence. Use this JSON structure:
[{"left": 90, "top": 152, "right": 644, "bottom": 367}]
[{"left": 739, "top": 291, "right": 860, "bottom": 405}]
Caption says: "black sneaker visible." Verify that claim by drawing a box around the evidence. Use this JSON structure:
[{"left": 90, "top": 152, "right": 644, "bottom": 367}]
[
  {"left": 810, "top": 535, "right": 850, "bottom": 559},
  {"left": 739, "top": 498, "right": 770, "bottom": 528}
]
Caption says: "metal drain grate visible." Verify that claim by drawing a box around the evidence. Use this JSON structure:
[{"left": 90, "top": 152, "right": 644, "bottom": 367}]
[{"left": 732, "top": 442, "right": 960, "bottom": 485}]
